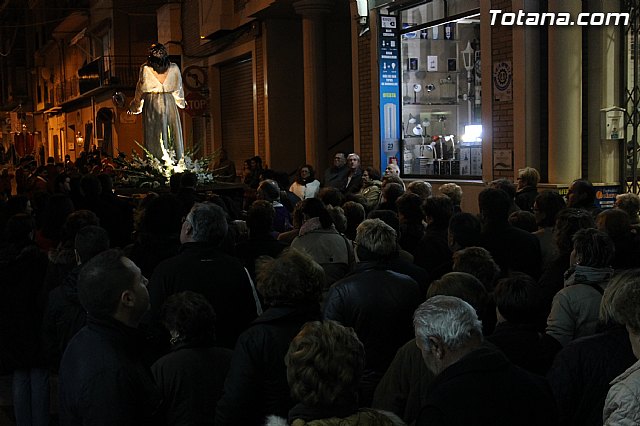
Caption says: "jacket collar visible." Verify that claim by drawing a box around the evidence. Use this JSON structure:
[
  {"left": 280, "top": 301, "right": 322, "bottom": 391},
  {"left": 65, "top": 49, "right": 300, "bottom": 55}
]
[
  {"left": 86, "top": 315, "right": 146, "bottom": 354},
  {"left": 253, "top": 303, "right": 321, "bottom": 325}
]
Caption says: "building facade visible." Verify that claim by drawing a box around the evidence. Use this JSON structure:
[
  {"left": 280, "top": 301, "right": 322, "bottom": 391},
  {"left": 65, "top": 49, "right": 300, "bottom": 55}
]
[{"left": 0, "top": 0, "right": 635, "bottom": 211}]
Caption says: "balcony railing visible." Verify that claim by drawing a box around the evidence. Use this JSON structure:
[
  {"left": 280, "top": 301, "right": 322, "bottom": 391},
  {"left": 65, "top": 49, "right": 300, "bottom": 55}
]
[{"left": 52, "top": 55, "right": 146, "bottom": 105}]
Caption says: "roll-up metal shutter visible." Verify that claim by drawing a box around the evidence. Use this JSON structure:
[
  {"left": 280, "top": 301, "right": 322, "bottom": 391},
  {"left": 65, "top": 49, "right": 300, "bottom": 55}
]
[{"left": 220, "top": 57, "right": 254, "bottom": 172}]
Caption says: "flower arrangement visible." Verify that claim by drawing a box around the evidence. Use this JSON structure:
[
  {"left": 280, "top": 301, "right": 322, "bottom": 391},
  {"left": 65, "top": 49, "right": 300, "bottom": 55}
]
[{"left": 113, "top": 141, "right": 218, "bottom": 188}]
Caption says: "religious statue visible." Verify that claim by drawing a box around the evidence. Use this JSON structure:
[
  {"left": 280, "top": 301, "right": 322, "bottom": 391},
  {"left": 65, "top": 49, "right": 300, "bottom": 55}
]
[{"left": 128, "top": 43, "right": 186, "bottom": 160}]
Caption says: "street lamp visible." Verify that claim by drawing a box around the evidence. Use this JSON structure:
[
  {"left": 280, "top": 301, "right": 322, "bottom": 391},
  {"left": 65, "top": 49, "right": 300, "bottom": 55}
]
[{"left": 461, "top": 41, "right": 474, "bottom": 122}]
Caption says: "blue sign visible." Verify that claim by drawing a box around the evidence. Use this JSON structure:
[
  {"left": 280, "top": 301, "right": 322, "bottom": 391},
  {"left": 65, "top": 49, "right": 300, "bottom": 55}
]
[{"left": 379, "top": 15, "right": 401, "bottom": 169}]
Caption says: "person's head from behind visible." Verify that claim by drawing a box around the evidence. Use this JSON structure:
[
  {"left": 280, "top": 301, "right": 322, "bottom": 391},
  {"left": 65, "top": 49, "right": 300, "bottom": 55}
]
[
  {"left": 286, "top": 320, "right": 364, "bottom": 407},
  {"left": 247, "top": 200, "right": 275, "bottom": 237},
  {"left": 493, "top": 273, "right": 539, "bottom": 325},
  {"left": 396, "top": 193, "right": 425, "bottom": 225},
  {"left": 508, "top": 210, "right": 537, "bottom": 233},
  {"left": 74, "top": 225, "right": 110, "bottom": 265},
  {"left": 381, "top": 174, "right": 404, "bottom": 190},
  {"left": 161, "top": 291, "right": 217, "bottom": 346},
  {"left": 300, "top": 197, "right": 333, "bottom": 229},
  {"left": 257, "top": 179, "right": 281, "bottom": 202},
  {"left": 615, "top": 193, "right": 640, "bottom": 224},
  {"left": 80, "top": 174, "right": 102, "bottom": 197},
  {"left": 61, "top": 209, "right": 100, "bottom": 245},
  {"left": 181, "top": 202, "right": 228, "bottom": 245},
  {"left": 78, "top": 249, "right": 149, "bottom": 327},
  {"left": 609, "top": 268, "right": 640, "bottom": 358},
  {"left": 342, "top": 201, "right": 365, "bottom": 234},
  {"left": 147, "top": 42, "right": 169, "bottom": 73},
  {"left": 489, "top": 178, "right": 517, "bottom": 200},
  {"left": 596, "top": 209, "right": 631, "bottom": 240},
  {"left": 256, "top": 248, "right": 324, "bottom": 307},
  {"left": 567, "top": 179, "right": 596, "bottom": 209},
  {"left": 326, "top": 205, "right": 347, "bottom": 234},
  {"left": 439, "top": 183, "right": 463, "bottom": 206},
  {"left": 355, "top": 218, "right": 398, "bottom": 262},
  {"left": 414, "top": 295, "right": 483, "bottom": 375},
  {"left": 427, "top": 272, "right": 490, "bottom": 325},
  {"left": 180, "top": 172, "right": 198, "bottom": 189},
  {"left": 367, "top": 209, "right": 400, "bottom": 237},
  {"left": 452, "top": 247, "right": 501, "bottom": 292},
  {"left": 478, "top": 187, "right": 512, "bottom": 225},
  {"left": 534, "top": 190, "right": 566, "bottom": 228},
  {"left": 600, "top": 269, "right": 640, "bottom": 325},
  {"left": 553, "top": 208, "right": 595, "bottom": 255},
  {"left": 139, "top": 194, "right": 182, "bottom": 236},
  {"left": 381, "top": 182, "right": 404, "bottom": 206},
  {"left": 407, "top": 180, "right": 432, "bottom": 200},
  {"left": 571, "top": 228, "right": 614, "bottom": 269},
  {"left": 517, "top": 167, "right": 540, "bottom": 190},
  {"left": 317, "top": 187, "right": 345, "bottom": 207},
  {"left": 4, "top": 213, "right": 34, "bottom": 246},
  {"left": 423, "top": 195, "right": 454, "bottom": 228},
  {"left": 448, "top": 212, "right": 481, "bottom": 251}
]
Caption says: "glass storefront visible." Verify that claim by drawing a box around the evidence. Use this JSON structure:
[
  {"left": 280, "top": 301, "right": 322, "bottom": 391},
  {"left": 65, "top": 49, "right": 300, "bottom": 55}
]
[{"left": 398, "top": 2, "right": 481, "bottom": 179}]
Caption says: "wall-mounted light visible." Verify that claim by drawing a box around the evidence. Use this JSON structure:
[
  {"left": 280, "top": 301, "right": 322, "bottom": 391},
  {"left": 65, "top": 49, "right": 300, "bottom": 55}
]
[
  {"left": 356, "top": 0, "right": 369, "bottom": 36},
  {"left": 76, "top": 131, "right": 84, "bottom": 148}
]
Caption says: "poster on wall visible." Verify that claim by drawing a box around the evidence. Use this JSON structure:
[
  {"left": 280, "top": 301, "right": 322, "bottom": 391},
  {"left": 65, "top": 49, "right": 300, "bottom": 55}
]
[
  {"left": 379, "top": 14, "right": 401, "bottom": 168},
  {"left": 493, "top": 60, "right": 512, "bottom": 102}
]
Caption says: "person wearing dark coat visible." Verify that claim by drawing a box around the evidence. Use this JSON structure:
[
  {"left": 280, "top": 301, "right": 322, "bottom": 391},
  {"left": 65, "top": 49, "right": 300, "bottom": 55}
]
[
  {"left": 42, "top": 225, "right": 110, "bottom": 371},
  {"left": 514, "top": 167, "right": 540, "bottom": 212},
  {"left": 324, "top": 218, "right": 421, "bottom": 406},
  {"left": 58, "top": 249, "right": 162, "bottom": 426},
  {"left": 478, "top": 188, "right": 541, "bottom": 279},
  {"left": 486, "top": 274, "right": 559, "bottom": 375},
  {"left": 546, "top": 270, "right": 638, "bottom": 426},
  {"left": 414, "top": 296, "right": 558, "bottom": 426},
  {"left": 149, "top": 202, "right": 262, "bottom": 350},
  {"left": 152, "top": 291, "right": 233, "bottom": 426},
  {"left": 323, "top": 152, "right": 349, "bottom": 189},
  {"left": 413, "top": 196, "right": 454, "bottom": 282},
  {"left": 0, "top": 214, "right": 50, "bottom": 426},
  {"left": 124, "top": 194, "right": 182, "bottom": 279},
  {"left": 215, "top": 248, "right": 324, "bottom": 426},
  {"left": 341, "top": 153, "right": 364, "bottom": 195},
  {"left": 373, "top": 272, "right": 493, "bottom": 425},
  {"left": 235, "top": 200, "right": 289, "bottom": 281}
]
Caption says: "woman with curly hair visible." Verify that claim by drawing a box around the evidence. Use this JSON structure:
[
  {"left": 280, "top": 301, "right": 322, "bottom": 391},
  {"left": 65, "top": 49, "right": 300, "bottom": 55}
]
[
  {"left": 152, "top": 291, "right": 233, "bottom": 426},
  {"left": 289, "top": 164, "right": 320, "bottom": 200},
  {"left": 215, "top": 248, "right": 324, "bottom": 426},
  {"left": 266, "top": 320, "right": 404, "bottom": 425}
]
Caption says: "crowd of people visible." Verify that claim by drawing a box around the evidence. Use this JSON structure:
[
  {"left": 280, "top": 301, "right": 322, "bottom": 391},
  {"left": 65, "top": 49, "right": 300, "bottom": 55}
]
[{"left": 2, "top": 150, "right": 640, "bottom": 426}]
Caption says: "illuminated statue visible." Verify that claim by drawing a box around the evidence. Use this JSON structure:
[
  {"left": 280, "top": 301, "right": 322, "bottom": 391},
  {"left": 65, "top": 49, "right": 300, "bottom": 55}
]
[{"left": 129, "top": 43, "right": 185, "bottom": 160}]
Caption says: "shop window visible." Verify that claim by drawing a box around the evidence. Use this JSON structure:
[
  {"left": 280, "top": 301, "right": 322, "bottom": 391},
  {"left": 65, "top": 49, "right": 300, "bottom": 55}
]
[{"left": 398, "top": 3, "right": 481, "bottom": 179}]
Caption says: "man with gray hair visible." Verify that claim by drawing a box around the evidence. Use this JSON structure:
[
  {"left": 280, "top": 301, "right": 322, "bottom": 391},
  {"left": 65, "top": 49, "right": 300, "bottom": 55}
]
[
  {"left": 413, "top": 295, "right": 557, "bottom": 425},
  {"left": 324, "top": 218, "right": 420, "bottom": 406},
  {"left": 149, "top": 202, "right": 261, "bottom": 349},
  {"left": 342, "top": 152, "right": 363, "bottom": 195}
]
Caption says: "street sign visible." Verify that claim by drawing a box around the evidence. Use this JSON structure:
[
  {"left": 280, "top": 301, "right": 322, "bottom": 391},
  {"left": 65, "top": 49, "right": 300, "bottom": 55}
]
[{"left": 185, "top": 92, "right": 208, "bottom": 117}]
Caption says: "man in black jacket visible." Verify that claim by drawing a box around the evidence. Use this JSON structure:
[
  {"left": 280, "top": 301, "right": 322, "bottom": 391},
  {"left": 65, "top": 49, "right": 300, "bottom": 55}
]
[
  {"left": 149, "top": 202, "right": 262, "bottom": 349},
  {"left": 414, "top": 295, "right": 558, "bottom": 426},
  {"left": 478, "top": 187, "right": 541, "bottom": 279},
  {"left": 324, "top": 218, "right": 420, "bottom": 406},
  {"left": 58, "top": 249, "right": 162, "bottom": 426}
]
